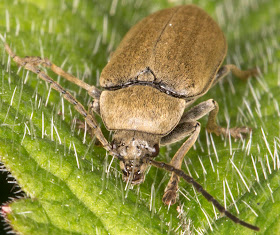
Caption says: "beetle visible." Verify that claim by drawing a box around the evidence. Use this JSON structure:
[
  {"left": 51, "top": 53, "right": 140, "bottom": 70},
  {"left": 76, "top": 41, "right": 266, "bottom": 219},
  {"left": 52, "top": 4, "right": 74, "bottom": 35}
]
[{"left": 4, "top": 5, "right": 259, "bottom": 231}]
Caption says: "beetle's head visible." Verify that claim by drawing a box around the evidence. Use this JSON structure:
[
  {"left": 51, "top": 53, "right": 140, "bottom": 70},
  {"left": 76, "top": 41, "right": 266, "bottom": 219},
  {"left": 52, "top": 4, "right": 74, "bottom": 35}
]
[{"left": 111, "top": 131, "right": 160, "bottom": 185}]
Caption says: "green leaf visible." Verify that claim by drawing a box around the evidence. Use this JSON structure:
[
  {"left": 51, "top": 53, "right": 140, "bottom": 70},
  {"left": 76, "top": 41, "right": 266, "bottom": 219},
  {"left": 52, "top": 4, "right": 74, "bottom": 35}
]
[{"left": 0, "top": 0, "right": 279, "bottom": 234}]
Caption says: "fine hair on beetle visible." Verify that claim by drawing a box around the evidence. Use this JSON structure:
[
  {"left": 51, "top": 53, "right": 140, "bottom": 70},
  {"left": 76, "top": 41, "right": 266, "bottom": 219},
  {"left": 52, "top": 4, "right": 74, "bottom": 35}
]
[{"left": 3, "top": 4, "right": 260, "bottom": 232}]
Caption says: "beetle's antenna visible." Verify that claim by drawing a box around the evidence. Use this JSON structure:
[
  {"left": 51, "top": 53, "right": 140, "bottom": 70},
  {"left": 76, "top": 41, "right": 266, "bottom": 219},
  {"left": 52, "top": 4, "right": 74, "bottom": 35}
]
[
  {"left": 149, "top": 159, "right": 260, "bottom": 231},
  {"left": 3, "top": 44, "right": 120, "bottom": 156},
  {"left": 3, "top": 43, "right": 124, "bottom": 162}
]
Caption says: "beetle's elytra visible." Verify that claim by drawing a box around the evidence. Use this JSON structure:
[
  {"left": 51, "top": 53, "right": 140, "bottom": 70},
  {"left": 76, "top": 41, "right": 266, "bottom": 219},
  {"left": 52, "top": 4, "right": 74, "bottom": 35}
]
[
  {"left": 101, "top": 5, "right": 226, "bottom": 98},
  {"left": 5, "top": 5, "right": 259, "bottom": 231}
]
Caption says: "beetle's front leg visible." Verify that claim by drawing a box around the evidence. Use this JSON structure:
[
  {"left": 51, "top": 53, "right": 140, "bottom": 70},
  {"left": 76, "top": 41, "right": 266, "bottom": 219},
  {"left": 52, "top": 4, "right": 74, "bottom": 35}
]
[
  {"left": 162, "top": 121, "right": 200, "bottom": 205},
  {"left": 162, "top": 98, "right": 250, "bottom": 204},
  {"left": 206, "top": 101, "right": 251, "bottom": 139},
  {"left": 162, "top": 100, "right": 217, "bottom": 205},
  {"left": 4, "top": 44, "right": 101, "bottom": 101}
]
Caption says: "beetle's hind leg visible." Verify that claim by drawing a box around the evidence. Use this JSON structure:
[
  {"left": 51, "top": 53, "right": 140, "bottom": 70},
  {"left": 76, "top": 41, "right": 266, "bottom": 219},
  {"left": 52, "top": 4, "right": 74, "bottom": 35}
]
[{"left": 212, "top": 64, "right": 258, "bottom": 87}]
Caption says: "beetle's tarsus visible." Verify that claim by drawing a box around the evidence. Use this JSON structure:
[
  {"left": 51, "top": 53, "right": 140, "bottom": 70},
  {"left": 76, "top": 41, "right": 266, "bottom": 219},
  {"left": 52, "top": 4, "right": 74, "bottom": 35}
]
[
  {"left": 163, "top": 173, "right": 179, "bottom": 205},
  {"left": 223, "top": 126, "right": 252, "bottom": 139},
  {"left": 208, "top": 125, "right": 252, "bottom": 140},
  {"left": 162, "top": 189, "right": 177, "bottom": 205},
  {"left": 206, "top": 100, "right": 252, "bottom": 140}
]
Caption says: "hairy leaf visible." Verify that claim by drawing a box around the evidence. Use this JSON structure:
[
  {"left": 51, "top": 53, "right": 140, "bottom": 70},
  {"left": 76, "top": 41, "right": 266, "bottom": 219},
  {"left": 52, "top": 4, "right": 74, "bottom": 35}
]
[{"left": 0, "top": 0, "right": 279, "bottom": 234}]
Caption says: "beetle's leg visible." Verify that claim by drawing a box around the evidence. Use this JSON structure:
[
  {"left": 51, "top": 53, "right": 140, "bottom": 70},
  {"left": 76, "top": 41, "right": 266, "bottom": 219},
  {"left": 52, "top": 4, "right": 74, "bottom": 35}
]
[
  {"left": 161, "top": 99, "right": 216, "bottom": 145},
  {"left": 209, "top": 65, "right": 257, "bottom": 138},
  {"left": 162, "top": 98, "right": 250, "bottom": 204},
  {"left": 212, "top": 64, "right": 258, "bottom": 87},
  {"left": 206, "top": 100, "right": 251, "bottom": 139},
  {"left": 5, "top": 44, "right": 116, "bottom": 156},
  {"left": 162, "top": 99, "right": 216, "bottom": 204},
  {"left": 161, "top": 122, "right": 196, "bottom": 146},
  {"left": 4, "top": 44, "right": 101, "bottom": 101},
  {"left": 162, "top": 122, "right": 200, "bottom": 205}
]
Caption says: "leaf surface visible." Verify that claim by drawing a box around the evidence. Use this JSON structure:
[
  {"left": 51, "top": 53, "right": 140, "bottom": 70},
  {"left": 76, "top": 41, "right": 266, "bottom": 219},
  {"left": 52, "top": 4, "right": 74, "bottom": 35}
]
[{"left": 0, "top": 0, "right": 279, "bottom": 234}]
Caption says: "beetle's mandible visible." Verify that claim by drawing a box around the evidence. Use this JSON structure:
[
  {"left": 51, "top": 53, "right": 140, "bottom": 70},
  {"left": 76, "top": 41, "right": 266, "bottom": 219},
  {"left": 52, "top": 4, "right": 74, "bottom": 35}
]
[{"left": 4, "top": 5, "right": 259, "bottom": 231}]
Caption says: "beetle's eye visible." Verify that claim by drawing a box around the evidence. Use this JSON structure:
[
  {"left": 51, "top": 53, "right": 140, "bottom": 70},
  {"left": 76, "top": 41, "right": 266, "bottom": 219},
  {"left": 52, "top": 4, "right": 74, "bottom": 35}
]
[{"left": 151, "top": 144, "right": 159, "bottom": 157}]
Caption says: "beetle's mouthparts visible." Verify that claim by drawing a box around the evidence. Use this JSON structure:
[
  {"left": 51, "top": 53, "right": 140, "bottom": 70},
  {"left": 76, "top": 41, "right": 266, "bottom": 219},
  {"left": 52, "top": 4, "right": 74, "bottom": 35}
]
[
  {"left": 122, "top": 168, "right": 145, "bottom": 185},
  {"left": 121, "top": 161, "right": 146, "bottom": 184},
  {"left": 111, "top": 130, "right": 160, "bottom": 185}
]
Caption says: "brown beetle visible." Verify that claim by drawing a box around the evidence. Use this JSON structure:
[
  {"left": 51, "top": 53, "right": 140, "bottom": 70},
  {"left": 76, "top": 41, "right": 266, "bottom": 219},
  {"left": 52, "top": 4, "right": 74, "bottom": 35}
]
[{"left": 4, "top": 5, "right": 259, "bottom": 231}]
